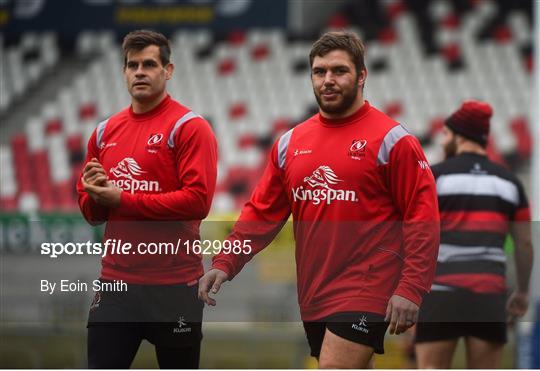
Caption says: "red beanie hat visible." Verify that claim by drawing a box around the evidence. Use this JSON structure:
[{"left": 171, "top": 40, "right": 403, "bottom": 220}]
[{"left": 445, "top": 100, "right": 493, "bottom": 146}]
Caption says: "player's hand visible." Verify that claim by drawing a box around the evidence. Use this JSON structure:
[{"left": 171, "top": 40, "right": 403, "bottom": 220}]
[
  {"left": 385, "top": 294, "right": 419, "bottom": 335},
  {"left": 82, "top": 177, "right": 122, "bottom": 208},
  {"left": 83, "top": 158, "right": 107, "bottom": 186},
  {"left": 198, "top": 268, "right": 229, "bottom": 306},
  {"left": 506, "top": 290, "right": 529, "bottom": 325}
]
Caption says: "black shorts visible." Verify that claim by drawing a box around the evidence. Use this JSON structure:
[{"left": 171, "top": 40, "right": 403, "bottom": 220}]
[
  {"left": 415, "top": 290, "right": 507, "bottom": 344},
  {"left": 303, "top": 312, "right": 389, "bottom": 357},
  {"left": 87, "top": 280, "right": 203, "bottom": 347}
]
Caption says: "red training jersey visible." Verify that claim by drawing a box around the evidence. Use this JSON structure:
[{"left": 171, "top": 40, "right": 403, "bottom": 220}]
[
  {"left": 77, "top": 95, "right": 218, "bottom": 285},
  {"left": 213, "top": 101, "right": 440, "bottom": 320}
]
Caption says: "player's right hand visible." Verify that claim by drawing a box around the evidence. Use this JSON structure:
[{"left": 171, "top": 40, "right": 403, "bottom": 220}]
[
  {"left": 83, "top": 158, "right": 107, "bottom": 186},
  {"left": 198, "top": 268, "right": 229, "bottom": 306}
]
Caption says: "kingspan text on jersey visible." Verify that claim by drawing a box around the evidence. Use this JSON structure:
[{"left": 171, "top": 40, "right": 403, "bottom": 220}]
[{"left": 291, "top": 186, "right": 359, "bottom": 205}]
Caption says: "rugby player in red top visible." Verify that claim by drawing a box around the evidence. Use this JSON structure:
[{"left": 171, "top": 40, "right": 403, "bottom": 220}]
[
  {"left": 77, "top": 30, "right": 217, "bottom": 368},
  {"left": 199, "top": 31, "right": 440, "bottom": 368}
]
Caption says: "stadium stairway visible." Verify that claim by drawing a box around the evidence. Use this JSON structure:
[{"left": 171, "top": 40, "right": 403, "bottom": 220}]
[{"left": 1, "top": 55, "right": 91, "bottom": 147}]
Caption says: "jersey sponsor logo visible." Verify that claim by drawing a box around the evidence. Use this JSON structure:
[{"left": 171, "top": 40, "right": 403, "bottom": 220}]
[
  {"left": 111, "top": 157, "right": 146, "bottom": 179},
  {"left": 470, "top": 162, "right": 487, "bottom": 175},
  {"left": 99, "top": 142, "right": 117, "bottom": 150},
  {"left": 350, "top": 139, "right": 367, "bottom": 152},
  {"left": 351, "top": 315, "right": 369, "bottom": 333},
  {"left": 109, "top": 157, "right": 161, "bottom": 193},
  {"left": 146, "top": 133, "right": 164, "bottom": 153},
  {"left": 147, "top": 133, "right": 164, "bottom": 146},
  {"left": 293, "top": 149, "right": 312, "bottom": 157},
  {"left": 418, "top": 160, "right": 430, "bottom": 170},
  {"left": 348, "top": 139, "right": 367, "bottom": 160},
  {"left": 292, "top": 165, "right": 358, "bottom": 205},
  {"left": 304, "top": 165, "right": 342, "bottom": 189}
]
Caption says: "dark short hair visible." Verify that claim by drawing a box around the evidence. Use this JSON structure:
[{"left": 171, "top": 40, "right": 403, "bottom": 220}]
[
  {"left": 309, "top": 31, "right": 366, "bottom": 75},
  {"left": 122, "top": 29, "right": 171, "bottom": 67}
]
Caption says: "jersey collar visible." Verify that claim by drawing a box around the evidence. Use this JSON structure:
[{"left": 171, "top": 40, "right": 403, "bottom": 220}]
[
  {"left": 318, "top": 100, "right": 371, "bottom": 127},
  {"left": 129, "top": 94, "right": 172, "bottom": 121}
]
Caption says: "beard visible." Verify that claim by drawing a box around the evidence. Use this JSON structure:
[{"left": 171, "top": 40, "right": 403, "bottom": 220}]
[
  {"left": 443, "top": 136, "right": 458, "bottom": 159},
  {"left": 314, "top": 83, "right": 359, "bottom": 115}
]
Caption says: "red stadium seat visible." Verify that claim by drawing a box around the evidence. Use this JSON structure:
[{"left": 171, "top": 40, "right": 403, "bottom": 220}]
[
  {"left": 384, "top": 101, "right": 403, "bottom": 119},
  {"left": 486, "top": 138, "right": 508, "bottom": 168},
  {"left": 0, "top": 196, "right": 17, "bottom": 211},
  {"left": 238, "top": 134, "right": 257, "bottom": 149},
  {"left": 441, "top": 43, "right": 461, "bottom": 63},
  {"left": 217, "top": 58, "right": 236, "bottom": 76},
  {"left": 525, "top": 54, "right": 533, "bottom": 74},
  {"left": 327, "top": 13, "right": 349, "bottom": 29},
  {"left": 385, "top": 1, "right": 406, "bottom": 21},
  {"left": 11, "top": 134, "right": 33, "bottom": 193},
  {"left": 57, "top": 180, "right": 76, "bottom": 211},
  {"left": 272, "top": 118, "right": 293, "bottom": 136},
  {"left": 378, "top": 27, "right": 397, "bottom": 45},
  {"left": 229, "top": 102, "right": 248, "bottom": 120},
  {"left": 227, "top": 30, "right": 246, "bottom": 46},
  {"left": 429, "top": 117, "right": 445, "bottom": 137},
  {"left": 510, "top": 117, "right": 532, "bottom": 159},
  {"left": 79, "top": 102, "right": 97, "bottom": 120},
  {"left": 441, "top": 14, "right": 459, "bottom": 29},
  {"left": 251, "top": 44, "right": 270, "bottom": 61},
  {"left": 66, "top": 134, "right": 83, "bottom": 154},
  {"left": 45, "top": 119, "right": 63, "bottom": 135},
  {"left": 493, "top": 25, "right": 512, "bottom": 44}
]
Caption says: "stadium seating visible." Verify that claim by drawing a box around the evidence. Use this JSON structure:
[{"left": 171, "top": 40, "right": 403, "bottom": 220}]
[
  {"left": 0, "top": 0, "right": 533, "bottom": 213},
  {"left": 0, "top": 32, "right": 59, "bottom": 113}
]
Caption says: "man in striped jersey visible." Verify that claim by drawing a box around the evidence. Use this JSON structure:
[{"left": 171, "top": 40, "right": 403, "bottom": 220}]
[{"left": 415, "top": 100, "right": 534, "bottom": 368}]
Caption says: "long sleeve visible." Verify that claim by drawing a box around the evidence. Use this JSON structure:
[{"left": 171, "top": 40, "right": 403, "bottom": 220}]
[
  {"left": 77, "top": 130, "right": 110, "bottom": 225},
  {"left": 119, "top": 118, "right": 217, "bottom": 221},
  {"left": 212, "top": 143, "right": 292, "bottom": 279},
  {"left": 385, "top": 135, "right": 440, "bottom": 305}
]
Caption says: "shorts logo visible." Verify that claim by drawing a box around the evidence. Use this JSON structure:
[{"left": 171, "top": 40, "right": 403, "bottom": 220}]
[
  {"left": 348, "top": 139, "right": 367, "bottom": 160},
  {"left": 109, "top": 158, "right": 161, "bottom": 193},
  {"left": 173, "top": 316, "right": 192, "bottom": 334},
  {"left": 291, "top": 166, "right": 358, "bottom": 205},
  {"left": 351, "top": 315, "right": 369, "bottom": 334}
]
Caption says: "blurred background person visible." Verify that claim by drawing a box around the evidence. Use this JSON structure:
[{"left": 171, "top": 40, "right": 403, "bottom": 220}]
[{"left": 414, "top": 100, "right": 534, "bottom": 369}]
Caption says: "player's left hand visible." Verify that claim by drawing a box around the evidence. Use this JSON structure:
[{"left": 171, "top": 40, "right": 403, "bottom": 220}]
[
  {"left": 385, "top": 294, "right": 419, "bottom": 335},
  {"left": 198, "top": 268, "right": 229, "bottom": 306},
  {"left": 506, "top": 290, "right": 529, "bottom": 325},
  {"left": 82, "top": 177, "right": 122, "bottom": 208}
]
